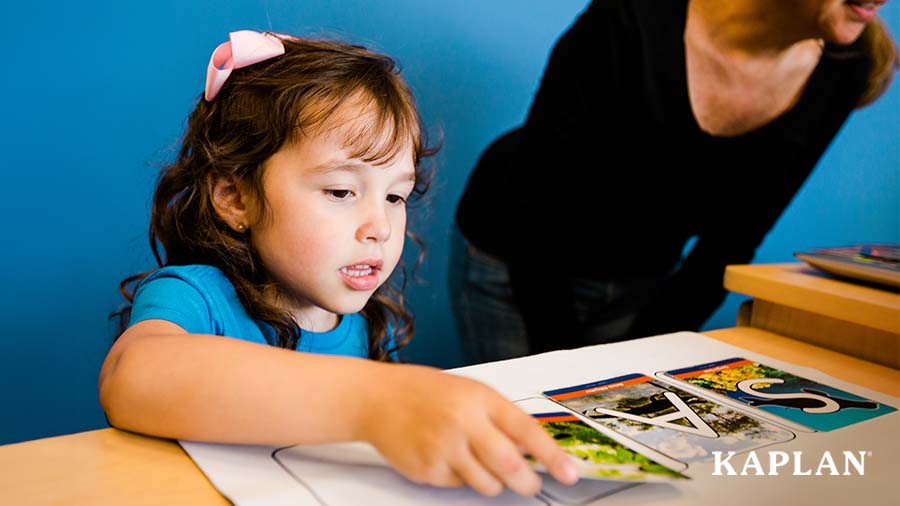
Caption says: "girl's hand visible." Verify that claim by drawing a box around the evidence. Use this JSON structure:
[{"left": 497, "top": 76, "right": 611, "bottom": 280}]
[{"left": 357, "top": 364, "right": 578, "bottom": 497}]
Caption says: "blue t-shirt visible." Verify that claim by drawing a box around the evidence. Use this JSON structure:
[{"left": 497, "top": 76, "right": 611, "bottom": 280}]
[{"left": 128, "top": 265, "right": 371, "bottom": 358}]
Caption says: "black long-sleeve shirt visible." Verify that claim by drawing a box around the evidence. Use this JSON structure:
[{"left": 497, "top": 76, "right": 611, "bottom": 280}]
[{"left": 455, "top": 0, "right": 869, "bottom": 346}]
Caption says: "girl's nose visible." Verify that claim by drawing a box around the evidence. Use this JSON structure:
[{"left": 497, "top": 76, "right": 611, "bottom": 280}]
[{"left": 356, "top": 200, "right": 391, "bottom": 243}]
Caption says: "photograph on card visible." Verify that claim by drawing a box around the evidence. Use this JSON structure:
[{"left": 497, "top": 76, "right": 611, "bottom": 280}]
[
  {"left": 515, "top": 397, "right": 688, "bottom": 485},
  {"left": 542, "top": 374, "right": 795, "bottom": 463},
  {"left": 663, "top": 358, "right": 896, "bottom": 432},
  {"left": 531, "top": 412, "right": 688, "bottom": 482}
]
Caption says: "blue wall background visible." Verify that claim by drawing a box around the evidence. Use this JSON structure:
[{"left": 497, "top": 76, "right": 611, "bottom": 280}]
[{"left": 1, "top": 1, "right": 897, "bottom": 445}]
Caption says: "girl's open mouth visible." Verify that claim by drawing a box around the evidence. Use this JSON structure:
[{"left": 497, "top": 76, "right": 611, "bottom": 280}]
[{"left": 339, "top": 261, "right": 382, "bottom": 290}]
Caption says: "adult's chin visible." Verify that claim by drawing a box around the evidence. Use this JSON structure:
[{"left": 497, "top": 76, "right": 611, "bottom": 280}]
[
  {"left": 824, "top": 22, "right": 868, "bottom": 46},
  {"left": 821, "top": 8, "right": 871, "bottom": 46}
]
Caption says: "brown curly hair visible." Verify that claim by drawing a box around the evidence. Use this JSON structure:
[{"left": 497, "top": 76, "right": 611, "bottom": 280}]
[{"left": 114, "top": 35, "right": 436, "bottom": 361}]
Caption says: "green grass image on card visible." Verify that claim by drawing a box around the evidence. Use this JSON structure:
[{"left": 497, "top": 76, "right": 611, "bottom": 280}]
[{"left": 534, "top": 413, "right": 688, "bottom": 482}]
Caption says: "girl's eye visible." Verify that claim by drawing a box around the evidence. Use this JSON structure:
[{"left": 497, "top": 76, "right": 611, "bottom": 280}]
[
  {"left": 326, "top": 189, "right": 354, "bottom": 200},
  {"left": 386, "top": 194, "right": 407, "bottom": 204}
]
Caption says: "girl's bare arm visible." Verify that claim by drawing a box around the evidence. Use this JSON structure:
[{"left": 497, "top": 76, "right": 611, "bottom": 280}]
[{"left": 99, "top": 319, "right": 576, "bottom": 496}]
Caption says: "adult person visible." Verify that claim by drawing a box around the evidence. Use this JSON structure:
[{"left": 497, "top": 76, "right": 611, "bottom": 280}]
[{"left": 450, "top": 0, "right": 897, "bottom": 363}]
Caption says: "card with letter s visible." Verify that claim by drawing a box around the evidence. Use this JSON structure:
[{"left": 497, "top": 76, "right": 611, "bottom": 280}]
[{"left": 662, "top": 357, "right": 896, "bottom": 432}]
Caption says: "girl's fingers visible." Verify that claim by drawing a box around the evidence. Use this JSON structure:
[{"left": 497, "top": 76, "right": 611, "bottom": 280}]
[
  {"left": 451, "top": 447, "right": 505, "bottom": 497},
  {"left": 443, "top": 469, "right": 466, "bottom": 488},
  {"left": 407, "top": 461, "right": 464, "bottom": 488},
  {"left": 470, "top": 423, "right": 543, "bottom": 496},
  {"left": 493, "top": 403, "right": 579, "bottom": 486}
]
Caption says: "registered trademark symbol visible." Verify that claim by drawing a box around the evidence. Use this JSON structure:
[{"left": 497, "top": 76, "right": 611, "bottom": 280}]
[{"left": 867, "top": 451, "right": 873, "bottom": 457}]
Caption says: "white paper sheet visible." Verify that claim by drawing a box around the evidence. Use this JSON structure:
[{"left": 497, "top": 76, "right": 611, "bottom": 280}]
[{"left": 180, "top": 332, "right": 900, "bottom": 505}]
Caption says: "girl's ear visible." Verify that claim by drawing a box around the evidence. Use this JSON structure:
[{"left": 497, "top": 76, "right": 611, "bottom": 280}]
[{"left": 209, "top": 173, "right": 254, "bottom": 233}]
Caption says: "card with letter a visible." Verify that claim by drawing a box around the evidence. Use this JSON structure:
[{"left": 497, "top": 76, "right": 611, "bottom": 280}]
[
  {"left": 543, "top": 374, "right": 795, "bottom": 463},
  {"left": 663, "top": 357, "right": 896, "bottom": 432}
]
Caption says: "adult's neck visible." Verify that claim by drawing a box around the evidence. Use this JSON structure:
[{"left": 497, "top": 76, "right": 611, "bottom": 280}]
[{"left": 688, "top": 0, "right": 821, "bottom": 57}]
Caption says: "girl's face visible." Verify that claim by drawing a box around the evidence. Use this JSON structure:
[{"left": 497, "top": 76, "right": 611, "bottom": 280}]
[
  {"left": 248, "top": 112, "right": 416, "bottom": 331},
  {"left": 811, "top": 0, "right": 887, "bottom": 44}
]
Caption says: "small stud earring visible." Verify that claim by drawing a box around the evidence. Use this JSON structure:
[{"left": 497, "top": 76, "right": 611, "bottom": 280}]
[{"left": 235, "top": 223, "right": 247, "bottom": 233}]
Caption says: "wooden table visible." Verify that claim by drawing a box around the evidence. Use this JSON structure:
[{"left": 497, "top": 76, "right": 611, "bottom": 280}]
[
  {"left": 0, "top": 428, "right": 229, "bottom": 506},
  {"left": 3, "top": 327, "right": 898, "bottom": 505},
  {"left": 724, "top": 263, "right": 900, "bottom": 369}
]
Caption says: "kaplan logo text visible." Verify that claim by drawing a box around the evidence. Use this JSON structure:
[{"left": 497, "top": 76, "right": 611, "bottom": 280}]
[{"left": 711, "top": 450, "right": 871, "bottom": 476}]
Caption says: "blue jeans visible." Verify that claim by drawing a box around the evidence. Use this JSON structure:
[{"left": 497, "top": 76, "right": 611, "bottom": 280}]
[{"left": 448, "top": 226, "right": 666, "bottom": 365}]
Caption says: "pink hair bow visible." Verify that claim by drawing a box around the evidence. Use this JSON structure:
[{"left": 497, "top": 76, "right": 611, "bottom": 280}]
[{"left": 205, "top": 30, "right": 286, "bottom": 101}]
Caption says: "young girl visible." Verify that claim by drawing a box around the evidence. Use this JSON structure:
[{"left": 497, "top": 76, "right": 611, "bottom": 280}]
[{"left": 98, "top": 31, "right": 576, "bottom": 497}]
